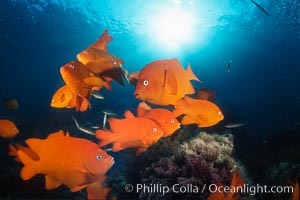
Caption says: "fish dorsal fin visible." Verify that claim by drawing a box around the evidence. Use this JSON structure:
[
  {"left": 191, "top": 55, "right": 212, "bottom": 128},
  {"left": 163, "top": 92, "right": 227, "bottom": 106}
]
[
  {"left": 46, "top": 130, "right": 65, "bottom": 139},
  {"left": 65, "top": 131, "right": 70, "bottom": 137},
  {"left": 184, "top": 63, "right": 199, "bottom": 95},
  {"left": 88, "top": 29, "right": 113, "bottom": 51},
  {"left": 45, "top": 175, "right": 62, "bottom": 190},
  {"left": 186, "top": 63, "right": 200, "bottom": 82},
  {"left": 163, "top": 68, "right": 177, "bottom": 95},
  {"left": 136, "top": 102, "right": 151, "bottom": 117},
  {"left": 124, "top": 110, "right": 135, "bottom": 119}
]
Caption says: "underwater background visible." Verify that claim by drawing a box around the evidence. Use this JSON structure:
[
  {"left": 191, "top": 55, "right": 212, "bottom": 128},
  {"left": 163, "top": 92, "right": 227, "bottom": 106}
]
[{"left": 0, "top": 0, "right": 299, "bottom": 199}]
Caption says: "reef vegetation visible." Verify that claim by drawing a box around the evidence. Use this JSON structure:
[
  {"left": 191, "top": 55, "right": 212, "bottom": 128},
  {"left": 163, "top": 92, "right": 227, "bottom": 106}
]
[{"left": 108, "top": 126, "right": 248, "bottom": 200}]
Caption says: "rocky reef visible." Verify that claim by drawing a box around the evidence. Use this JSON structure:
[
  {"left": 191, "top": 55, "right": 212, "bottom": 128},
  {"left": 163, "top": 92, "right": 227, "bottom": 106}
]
[{"left": 135, "top": 126, "right": 247, "bottom": 200}]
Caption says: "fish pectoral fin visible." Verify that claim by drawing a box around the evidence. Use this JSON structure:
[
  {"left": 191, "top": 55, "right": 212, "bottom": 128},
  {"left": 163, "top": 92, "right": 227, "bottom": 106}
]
[
  {"left": 172, "top": 99, "right": 186, "bottom": 117},
  {"left": 197, "top": 113, "right": 215, "bottom": 127},
  {"left": 83, "top": 77, "right": 103, "bottom": 87},
  {"left": 163, "top": 68, "right": 178, "bottom": 95},
  {"left": 112, "top": 142, "right": 125, "bottom": 152},
  {"left": 181, "top": 115, "right": 194, "bottom": 125},
  {"left": 136, "top": 147, "right": 147, "bottom": 155},
  {"left": 112, "top": 140, "right": 144, "bottom": 152},
  {"left": 198, "top": 113, "right": 209, "bottom": 122},
  {"left": 71, "top": 185, "right": 88, "bottom": 192},
  {"left": 45, "top": 175, "right": 62, "bottom": 190}
]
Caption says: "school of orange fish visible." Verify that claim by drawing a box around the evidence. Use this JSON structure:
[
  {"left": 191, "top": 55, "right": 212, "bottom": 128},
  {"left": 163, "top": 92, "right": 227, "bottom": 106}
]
[{"left": 1, "top": 29, "right": 298, "bottom": 200}]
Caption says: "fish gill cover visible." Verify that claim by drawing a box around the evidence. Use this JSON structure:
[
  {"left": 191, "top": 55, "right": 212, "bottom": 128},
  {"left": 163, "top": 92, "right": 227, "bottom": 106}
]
[{"left": 0, "top": 0, "right": 299, "bottom": 200}]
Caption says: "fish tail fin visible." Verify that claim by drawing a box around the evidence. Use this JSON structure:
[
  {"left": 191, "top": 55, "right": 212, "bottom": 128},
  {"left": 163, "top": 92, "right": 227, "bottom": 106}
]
[
  {"left": 17, "top": 150, "right": 37, "bottom": 180},
  {"left": 172, "top": 99, "right": 186, "bottom": 117},
  {"left": 8, "top": 144, "right": 22, "bottom": 162},
  {"left": 8, "top": 144, "right": 17, "bottom": 157},
  {"left": 95, "top": 129, "right": 113, "bottom": 147},
  {"left": 186, "top": 63, "right": 201, "bottom": 82},
  {"left": 136, "top": 102, "right": 148, "bottom": 117}
]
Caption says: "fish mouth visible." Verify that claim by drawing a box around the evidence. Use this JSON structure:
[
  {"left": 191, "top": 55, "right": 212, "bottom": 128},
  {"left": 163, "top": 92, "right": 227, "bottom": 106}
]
[
  {"left": 108, "top": 158, "right": 115, "bottom": 167},
  {"left": 59, "top": 67, "right": 65, "bottom": 73},
  {"left": 134, "top": 93, "right": 141, "bottom": 99},
  {"left": 134, "top": 92, "right": 143, "bottom": 100}
]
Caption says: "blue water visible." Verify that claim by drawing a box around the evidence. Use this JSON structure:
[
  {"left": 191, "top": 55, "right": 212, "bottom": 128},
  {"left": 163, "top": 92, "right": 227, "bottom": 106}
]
[{"left": 0, "top": 0, "right": 299, "bottom": 198}]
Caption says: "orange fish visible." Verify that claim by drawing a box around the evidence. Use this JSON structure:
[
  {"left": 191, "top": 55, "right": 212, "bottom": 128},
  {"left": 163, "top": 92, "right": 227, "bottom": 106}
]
[
  {"left": 207, "top": 171, "right": 246, "bottom": 200},
  {"left": 60, "top": 61, "right": 103, "bottom": 111},
  {"left": 136, "top": 102, "right": 180, "bottom": 138},
  {"left": 95, "top": 110, "right": 163, "bottom": 155},
  {"left": 173, "top": 96, "right": 224, "bottom": 127},
  {"left": 17, "top": 130, "right": 114, "bottom": 192},
  {"left": 9, "top": 144, "right": 39, "bottom": 162},
  {"left": 0, "top": 119, "right": 19, "bottom": 138},
  {"left": 86, "top": 176, "right": 112, "bottom": 200},
  {"left": 195, "top": 88, "right": 216, "bottom": 101},
  {"left": 88, "top": 29, "right": 113, "bottom": 51},
  {"left": 134, "top": 59, "right": 200, "bottom": 106},
  {"left": 290, "top": 179, "right": 299, "bottom": 200},
  {"left": 3, "top": 98, "right": 19, "bottom": 110},
  {"left": 77, "top": 48, "right": 126, "bottom": 85}
]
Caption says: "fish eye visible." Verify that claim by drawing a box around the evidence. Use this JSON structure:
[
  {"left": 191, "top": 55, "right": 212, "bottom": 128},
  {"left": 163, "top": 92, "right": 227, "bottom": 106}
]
[
  {"left": 113, "top": 61, "right": 117, "bottom": 65},
  {"left": 96, "top": 155, "right": 102, "bottom": 160},
  {"left": 69, "top": 64, "right": 75, "bottom": 69},
  {"left": 152, "top": 127, "right": 157, "bottom": 132},
  {"left": 170, "top": 119, "right": 175, "bottom": 123},
  {"left": 143, "top": 80, "right": 149, "bottom": 86},
  {"left": 84, "top": 49, "right": 89, "bottom": 54}
]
